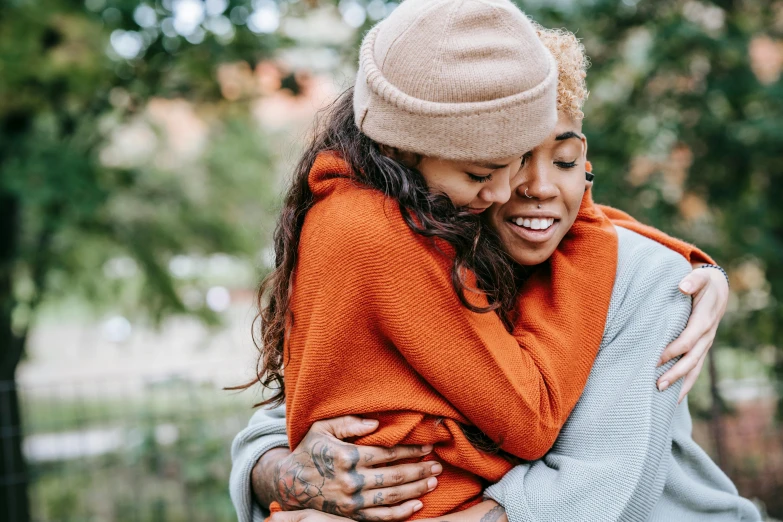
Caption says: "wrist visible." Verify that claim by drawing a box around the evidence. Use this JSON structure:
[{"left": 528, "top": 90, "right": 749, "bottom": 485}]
[
  {"left": 700, "top": 264, "right": 730, "bottom": 289},
  {"left": 252, "top": 447, "right": 291, "bottom": 509}
]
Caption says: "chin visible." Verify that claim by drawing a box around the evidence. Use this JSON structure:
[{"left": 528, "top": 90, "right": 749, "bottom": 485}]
[{"left": 510, "top": 248, "right": 556, "bottom": 266}]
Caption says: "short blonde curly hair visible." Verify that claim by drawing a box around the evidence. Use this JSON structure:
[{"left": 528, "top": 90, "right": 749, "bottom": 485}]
[{"left": 533, "top": 22, "right": 590, "bottom": 121}]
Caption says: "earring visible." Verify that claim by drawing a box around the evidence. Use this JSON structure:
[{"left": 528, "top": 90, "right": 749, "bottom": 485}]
[{"left": 585, "top": 172, "right": 595, "bottom": 182}]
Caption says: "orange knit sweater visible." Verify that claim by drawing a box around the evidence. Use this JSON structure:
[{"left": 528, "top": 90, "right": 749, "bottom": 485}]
[{"left": 282, "top": 153, "right": 712, "bottom": 519}]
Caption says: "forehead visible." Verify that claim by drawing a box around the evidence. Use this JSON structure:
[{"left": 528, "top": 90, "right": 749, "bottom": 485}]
[{"left": 552, "top": 112, "right": 583, "bottom": 138}]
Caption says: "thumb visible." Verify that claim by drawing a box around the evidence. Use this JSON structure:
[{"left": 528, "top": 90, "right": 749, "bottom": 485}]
[
  {"left": 312, "top": 415, "right": 379, "bottom": 440},
  {"left": 679, "top": 269, "right": 709, "bottom": 296},
  {"left": 270, "top": 510, "right": 310, "bottom": 522}
]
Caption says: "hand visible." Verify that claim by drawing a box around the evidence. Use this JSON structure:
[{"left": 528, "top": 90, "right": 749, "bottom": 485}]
[
  {"left": 272, "top": 415, "right": 440, "bottom": 521},
  {"left": 271, "top": 508, "right": 350, "bottom": 522},
  {"left": 657, "top": 264, "right": 729, "bottom": 403},
  {"left": 270, "top": 501, "right": 508, "bottom": 522}
]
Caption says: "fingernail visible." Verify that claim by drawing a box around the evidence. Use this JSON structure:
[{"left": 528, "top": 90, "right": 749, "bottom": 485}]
[
  {"left": 421, "top": 444, "right": 433, "bottom": 453},
  {"left": 427, "top": 477, "right": 438, "bottom": 491},
  {"left": 431, "top": 463, "right": 442, "bottom": 475},
  {"left": 361, "top": 419, "right": 378, "bottom": 425},
  {"left": 658, "top": 380, "right": 669, "bottom": 392},
  {"left": 657, "top": 357, "right": 666, "bottom": 367},
  {"left": 413, "top": 501, "right": 424, "bottom": 512},
  {"left": 680, "top": 282, "right": 693, "bottom": 293}
]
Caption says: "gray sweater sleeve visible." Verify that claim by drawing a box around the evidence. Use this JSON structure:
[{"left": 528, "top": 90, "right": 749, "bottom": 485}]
[
  {"left": 484, "top": 226, "right": 692, "bottom": 522},
  {"left": 230, "top": 406, "right": 289, "bottom": 522}
]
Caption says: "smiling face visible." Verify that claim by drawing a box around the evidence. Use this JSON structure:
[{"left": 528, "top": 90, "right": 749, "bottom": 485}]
[{"left": 488, "top": 112, "right": 589, "bottom": 265}]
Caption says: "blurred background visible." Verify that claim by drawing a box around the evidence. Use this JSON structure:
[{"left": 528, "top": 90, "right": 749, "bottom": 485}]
[{"left": 1, "top": 0, "right": 781, "bottom": 520}]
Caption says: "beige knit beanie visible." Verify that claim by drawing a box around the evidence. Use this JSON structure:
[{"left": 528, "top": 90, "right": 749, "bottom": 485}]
[{"left": 354, "top": 0, "right": 558, "bottom": 162}]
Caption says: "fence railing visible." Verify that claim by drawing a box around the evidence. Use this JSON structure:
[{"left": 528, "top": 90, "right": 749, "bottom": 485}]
[{"left": 3, "top": 372, "right": 259, "bottom": 522}]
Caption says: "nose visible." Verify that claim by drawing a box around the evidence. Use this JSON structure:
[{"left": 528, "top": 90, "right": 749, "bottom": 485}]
[
  {"left": 515, "top": 157, "right": 558, "bottom": 201},
  {"left": 478, "top": 162, "right": 516, "bottom": 205}
]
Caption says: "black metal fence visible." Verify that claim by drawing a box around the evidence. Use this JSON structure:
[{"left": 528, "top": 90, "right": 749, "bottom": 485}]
[{"left": 2, "top": 373, "right": 258, "bottom": 522}]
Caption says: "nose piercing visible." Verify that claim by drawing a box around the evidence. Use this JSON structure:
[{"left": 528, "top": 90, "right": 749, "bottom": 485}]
[{"left": 525, "top": 187, "right": 541, "bottom": 207}]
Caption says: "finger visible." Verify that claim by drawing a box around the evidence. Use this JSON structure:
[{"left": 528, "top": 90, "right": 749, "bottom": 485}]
[
  {"left": 678, "top": 269, "right": 710, "bottom": 296},
  {"left": 678, "top": 353, "right": 707, "bottom": 403},
  {"left": 659, "top": 320, "right": 709, "bottom": 366},
  {"left": 364, "top": 461, "right": 443, "bottom": 490},
  {"left": 360, "top": 477, "right": 437, "bottom": 509},
  {"left": 312, "top": 416, "right": 380, "bottom": 440},
  {"left": 658, "top": 337, "right": 711, "bottom": 391},
  {"left": 270, "top": 510, "right": 311, "bottom": 522},
  {"left": 357, "top": 444, "right": 433, "bottom": 466},
  {"left": 355, "top": 500, "right": 424, "bottom": 522}
]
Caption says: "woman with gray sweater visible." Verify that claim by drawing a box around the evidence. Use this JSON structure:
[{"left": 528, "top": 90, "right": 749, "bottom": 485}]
[
  {"left": 230, "top": 24, "right": 761, "bottom": 522},
  {"left": 231, "top": 228, "right": 760, "bottom": 522}
]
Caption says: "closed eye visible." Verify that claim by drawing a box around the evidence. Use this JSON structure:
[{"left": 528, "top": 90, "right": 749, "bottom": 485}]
[
  {"left": 467, "top": 172, "right": 493, "bottom": 183},
  {"left": 555, "top": 160, "right": 578, "bottom": 169}
]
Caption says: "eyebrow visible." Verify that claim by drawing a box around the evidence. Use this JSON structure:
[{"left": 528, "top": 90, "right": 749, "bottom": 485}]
[{"left": 555, "top": 131, "right": 583, "bottom": 141}]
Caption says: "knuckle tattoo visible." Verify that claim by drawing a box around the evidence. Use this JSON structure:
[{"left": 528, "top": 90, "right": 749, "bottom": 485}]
[{"left": 375, "top": 474, "right": 384, "bottom": 487}]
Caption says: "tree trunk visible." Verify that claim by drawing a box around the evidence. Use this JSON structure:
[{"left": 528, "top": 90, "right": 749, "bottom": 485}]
[
  {"left": 0, "top": 192, "right": 31, "bottom": 522},
  {"left": 0, "top": 381, "right": 30, "bottom": 522}
]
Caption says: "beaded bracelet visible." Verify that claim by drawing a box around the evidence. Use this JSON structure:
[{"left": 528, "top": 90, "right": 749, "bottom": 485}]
[{"left": 700, "top": 264, "right": 730, "bottom": 288}]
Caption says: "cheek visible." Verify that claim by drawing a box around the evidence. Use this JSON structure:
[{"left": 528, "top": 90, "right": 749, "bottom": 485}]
[
  {"left": 452, "top": 187, "right": 482, "bottom": 207},
  {"left": 422, "top": 173, "right": 478, "bottom": 207},
  {"left": 561, "top": 179, "right": 586, "bottom": 227}
]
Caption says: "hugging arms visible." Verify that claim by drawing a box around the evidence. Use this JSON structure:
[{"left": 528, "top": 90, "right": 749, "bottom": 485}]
[{"left": 231, "top": 2, "right": 760, "bottom": 521}]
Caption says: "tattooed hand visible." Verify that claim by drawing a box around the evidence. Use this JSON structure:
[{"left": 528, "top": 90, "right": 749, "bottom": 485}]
[{"left": 267, "top": 415, "right": 441, "bottom": 521}]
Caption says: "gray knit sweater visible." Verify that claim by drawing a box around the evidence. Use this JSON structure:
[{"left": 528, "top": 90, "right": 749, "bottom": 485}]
[{"left": 229, "top": 227, "right": 761, "bottom": 522}]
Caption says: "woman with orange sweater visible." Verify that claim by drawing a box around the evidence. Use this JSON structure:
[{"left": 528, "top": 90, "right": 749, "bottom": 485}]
[{"left": 237, "top": 1, "right": 731, "bottom": 521}]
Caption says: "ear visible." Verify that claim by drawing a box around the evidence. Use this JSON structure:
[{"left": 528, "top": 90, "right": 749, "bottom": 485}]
[
  {"left": 583, "top": 136, "right": 593, "bottom": 191},
  {"left": 378, "top": 144, "right": 395, "bottom": 159},
  {"left": 379, "top": 145, "right": 420, "bottom": 168}
]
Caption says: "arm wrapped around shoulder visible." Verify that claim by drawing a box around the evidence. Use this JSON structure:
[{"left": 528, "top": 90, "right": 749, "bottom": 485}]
[{"left": 484, "top": 226, "right": 694, "bottom": 522}]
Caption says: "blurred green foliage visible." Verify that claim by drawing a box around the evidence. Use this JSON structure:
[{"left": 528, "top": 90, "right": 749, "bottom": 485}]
[{"left": 0, "top": 0, "right": 286, "bottom": 518}]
